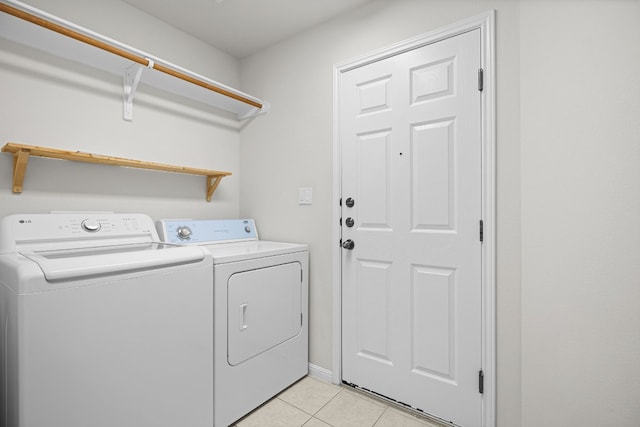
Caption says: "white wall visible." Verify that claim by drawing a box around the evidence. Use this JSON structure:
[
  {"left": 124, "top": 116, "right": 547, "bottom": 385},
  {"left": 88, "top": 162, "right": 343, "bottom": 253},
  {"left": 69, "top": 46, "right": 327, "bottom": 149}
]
[
  {"left": 0, "top": 0, "right": 243, "bottom": 221},
  {"left": 240, "top": 0, "right": 640, "bottom": 426},
  {"left": 520, "top": 1, "right": 640, "bottom": 426},
  {"left": 239, "top": 1, "right": 523, "bottom": 425}
]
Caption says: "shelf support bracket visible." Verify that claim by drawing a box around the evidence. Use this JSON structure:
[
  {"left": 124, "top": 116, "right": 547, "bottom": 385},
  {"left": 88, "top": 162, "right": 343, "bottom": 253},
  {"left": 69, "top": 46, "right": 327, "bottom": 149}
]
[
  {"left": 206, "top": 175, "right": 223, "bottom": 202},
  {"left": 123, "top": 58, "right": 154, "bottom": 121},
  {"left": 11, "top": 149, "right": 30, "bottom": 193}
]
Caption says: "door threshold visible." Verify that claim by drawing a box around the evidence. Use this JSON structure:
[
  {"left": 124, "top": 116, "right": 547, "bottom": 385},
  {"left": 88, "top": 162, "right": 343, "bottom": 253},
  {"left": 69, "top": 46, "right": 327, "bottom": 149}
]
[{"left": 342, "top": 381, "right": 460, "bottom": 427}]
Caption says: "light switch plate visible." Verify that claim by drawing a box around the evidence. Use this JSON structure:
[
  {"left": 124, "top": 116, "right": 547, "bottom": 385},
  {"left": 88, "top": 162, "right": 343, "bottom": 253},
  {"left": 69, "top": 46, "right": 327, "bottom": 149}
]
[{"left": 298, "top": 187, "right": 312, "bottom": 205}]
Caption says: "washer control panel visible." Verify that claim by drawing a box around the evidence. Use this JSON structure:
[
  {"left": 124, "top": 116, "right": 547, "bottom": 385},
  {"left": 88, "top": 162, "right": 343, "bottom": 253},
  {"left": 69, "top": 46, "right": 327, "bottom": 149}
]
[
  {"left": 0, "top": 213, "right": 156, "bottom": 253},
  {"left": 157, "top": 219, "right": 258, "bottom": 244}
]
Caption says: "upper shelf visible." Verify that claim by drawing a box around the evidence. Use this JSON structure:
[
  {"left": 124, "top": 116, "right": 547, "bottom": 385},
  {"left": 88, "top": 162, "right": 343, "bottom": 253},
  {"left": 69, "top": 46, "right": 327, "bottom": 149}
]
[{"left": 0, "top": 0, "right": 270, "bottom": 121}]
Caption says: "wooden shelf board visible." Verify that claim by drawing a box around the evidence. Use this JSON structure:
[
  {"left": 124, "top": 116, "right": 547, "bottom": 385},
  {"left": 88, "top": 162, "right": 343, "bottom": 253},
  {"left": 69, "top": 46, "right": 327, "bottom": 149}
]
[{"left": 2, "top": 142, "right": 231, "bottom": 201}]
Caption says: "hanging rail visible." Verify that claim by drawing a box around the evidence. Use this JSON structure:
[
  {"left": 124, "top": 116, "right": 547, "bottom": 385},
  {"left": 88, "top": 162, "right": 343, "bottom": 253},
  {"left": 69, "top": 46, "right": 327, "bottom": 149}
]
[{"left": 0, "top": 1, "right": 264, "bottom": 111}]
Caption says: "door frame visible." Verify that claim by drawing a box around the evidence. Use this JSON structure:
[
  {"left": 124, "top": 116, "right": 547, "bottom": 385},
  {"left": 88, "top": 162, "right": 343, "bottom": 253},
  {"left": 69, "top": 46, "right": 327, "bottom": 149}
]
[{"left": 331, "top": 10, "right": 496, "bottom": 427}]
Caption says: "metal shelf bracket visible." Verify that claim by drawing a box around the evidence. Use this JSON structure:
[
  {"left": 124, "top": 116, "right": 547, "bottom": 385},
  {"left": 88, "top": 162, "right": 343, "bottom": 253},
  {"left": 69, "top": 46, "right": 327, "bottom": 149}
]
[{"left": 123, "top": 58, "right": 154, "bottom": 121}]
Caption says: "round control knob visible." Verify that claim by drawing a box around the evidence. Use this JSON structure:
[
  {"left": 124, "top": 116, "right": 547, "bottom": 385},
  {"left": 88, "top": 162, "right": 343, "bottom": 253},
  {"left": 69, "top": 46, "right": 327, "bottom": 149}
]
[
  {"left": 81, "top": 219, "right": 101, "bottom": 232},
  {"left": 345, "top": 217, "right": 355, "bottom": 228},
  {"left": 245, "top": 226, "right": 251, "bottom": 233},
  {"left": 345, "top": 197, "right": 355, "bottom": 208},
  {"left": 342, "top": 239, "right": 355, "bottom": 250},
  {"left": 176, "top": 226, "right": 192, "bottom": 240}
]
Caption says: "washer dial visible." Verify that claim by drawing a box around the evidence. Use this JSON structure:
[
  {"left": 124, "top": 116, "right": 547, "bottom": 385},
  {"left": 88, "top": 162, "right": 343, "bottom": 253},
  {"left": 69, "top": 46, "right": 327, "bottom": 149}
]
[{"left": 81, "top": 219, "right": 101, "bottom": 232}]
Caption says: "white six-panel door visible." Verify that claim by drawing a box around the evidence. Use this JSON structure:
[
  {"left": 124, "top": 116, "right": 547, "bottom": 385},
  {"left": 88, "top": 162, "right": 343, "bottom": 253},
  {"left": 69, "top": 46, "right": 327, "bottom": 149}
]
[{"left": 340, "top": 29, "right": 482, "bottom": 427}]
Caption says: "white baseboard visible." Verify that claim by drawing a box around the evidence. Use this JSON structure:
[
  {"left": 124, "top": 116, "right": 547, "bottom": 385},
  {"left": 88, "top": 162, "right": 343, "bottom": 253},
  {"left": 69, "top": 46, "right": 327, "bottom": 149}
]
[{"left": 308, "top": 363, "right": 334, "bottom": 384}]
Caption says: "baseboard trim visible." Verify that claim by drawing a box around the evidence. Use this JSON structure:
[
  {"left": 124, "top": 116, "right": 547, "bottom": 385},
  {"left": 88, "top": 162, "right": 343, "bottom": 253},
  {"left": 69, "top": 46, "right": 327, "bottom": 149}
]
[{"left": 308, "top": 363, "right": 333, "bottom": 384}]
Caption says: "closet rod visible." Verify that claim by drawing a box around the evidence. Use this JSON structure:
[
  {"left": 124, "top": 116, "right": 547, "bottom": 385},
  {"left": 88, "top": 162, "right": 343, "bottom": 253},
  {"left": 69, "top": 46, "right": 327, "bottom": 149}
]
[{"left": 0, "top": 2, "right": 263, "bottom": 110}]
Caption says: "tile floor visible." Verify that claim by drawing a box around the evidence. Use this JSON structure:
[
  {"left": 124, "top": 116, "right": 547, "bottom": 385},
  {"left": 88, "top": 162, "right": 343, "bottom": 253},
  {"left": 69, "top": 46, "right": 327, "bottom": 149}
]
[{"left": 233, "top": 376, "right": 448, "bottom": 427}]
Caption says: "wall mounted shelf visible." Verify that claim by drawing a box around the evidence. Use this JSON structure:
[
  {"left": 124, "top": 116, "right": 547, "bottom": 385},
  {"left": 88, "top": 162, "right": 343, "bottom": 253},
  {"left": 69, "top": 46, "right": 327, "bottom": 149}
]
[
  {"left": 0, "top": 0, "right": 270, "bottom": 121},
  {"left": 2, "top": 142, "right": 231, "bottom": 202}
]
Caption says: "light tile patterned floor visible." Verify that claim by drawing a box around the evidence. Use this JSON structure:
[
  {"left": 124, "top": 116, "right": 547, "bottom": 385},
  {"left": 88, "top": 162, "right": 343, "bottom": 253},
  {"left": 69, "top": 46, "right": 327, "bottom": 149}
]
[{"left": 233, "top": 376, "right": 448, "bottom": 427}]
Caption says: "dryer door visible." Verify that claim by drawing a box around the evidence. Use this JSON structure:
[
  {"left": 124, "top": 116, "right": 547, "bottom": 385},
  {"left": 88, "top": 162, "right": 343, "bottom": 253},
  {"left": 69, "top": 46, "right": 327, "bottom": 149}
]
[{"left": 227, "top": 262, "right": 302, "bottom": 366}]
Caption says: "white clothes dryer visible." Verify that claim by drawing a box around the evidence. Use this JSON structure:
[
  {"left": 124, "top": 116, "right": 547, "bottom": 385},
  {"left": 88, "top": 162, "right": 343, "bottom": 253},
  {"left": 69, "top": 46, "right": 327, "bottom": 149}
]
[
  {"left": 0, "top": 213, "right": 214, "bottom": 427},
  {"left": 157, "top": 219, "right": 309, "bottom": 427}
]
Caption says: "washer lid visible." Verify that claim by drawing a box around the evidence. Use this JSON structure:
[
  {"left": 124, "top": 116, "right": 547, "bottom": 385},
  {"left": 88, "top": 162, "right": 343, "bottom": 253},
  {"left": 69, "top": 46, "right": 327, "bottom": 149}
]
[
  {"left": 203, "top": 240, "right": 308, "bottom": 264},
  {"left": 21, "top": 242, "right": 206, "bottom": 281}
]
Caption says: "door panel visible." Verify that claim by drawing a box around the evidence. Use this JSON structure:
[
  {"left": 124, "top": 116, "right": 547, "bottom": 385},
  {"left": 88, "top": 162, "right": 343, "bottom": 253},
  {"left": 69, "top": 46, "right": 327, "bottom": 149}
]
[
  {"left": 357, "top": 75, "right": 392, "bottom": 115},
  {"left": 341, "top": 29, "right": 482, "bottom": 427},
  {"left": 411, "top": 119, "right": 456, "bottom": 230},
  {"left": 410, "top": 56, "right": 455, "bottom": 103},
  {"left": 411, "top": 265, "right": 456, "bottom": 382},
  {"left": 356, "top": 259, "right": 392, "bottom": 364},
  {"left": 357, "top": 130, "right": 391, "bottom": 229}
]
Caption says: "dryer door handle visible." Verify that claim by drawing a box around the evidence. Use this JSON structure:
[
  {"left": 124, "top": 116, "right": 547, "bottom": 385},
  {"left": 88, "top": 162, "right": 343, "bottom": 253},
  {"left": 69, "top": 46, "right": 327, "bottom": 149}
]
[{"left": 239, "top": 303, "right": 249, "bottom": 331}]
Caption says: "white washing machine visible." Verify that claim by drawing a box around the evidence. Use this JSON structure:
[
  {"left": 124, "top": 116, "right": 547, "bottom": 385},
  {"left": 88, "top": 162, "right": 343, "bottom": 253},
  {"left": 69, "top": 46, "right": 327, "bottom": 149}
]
[
  {"left": 0, "top": 213, "right": 214, "bottom": 427},
  {"left": 157, "top": 219, "right": 309, "bottom": 427}
]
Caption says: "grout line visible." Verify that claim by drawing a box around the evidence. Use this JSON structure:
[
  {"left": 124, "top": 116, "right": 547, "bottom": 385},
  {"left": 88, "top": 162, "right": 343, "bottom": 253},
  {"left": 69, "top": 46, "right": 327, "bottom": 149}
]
[
  {"left": 278, "top": 397, "right": 314, "bottom": 415},
  {"left": 302, "top": 416, "right": 333, "bottom": 427},
  {"left": 275, "top": 398, "right": 314, "bottom": 426},
  {"left": 276, "top": 378, "right": 342, "bottom": 417},
  {"left": 371, "top": 405, "right": 388, "bottom": 427},
  {"left": 311, "top": 386, "right": 344, "bottom": 421}
]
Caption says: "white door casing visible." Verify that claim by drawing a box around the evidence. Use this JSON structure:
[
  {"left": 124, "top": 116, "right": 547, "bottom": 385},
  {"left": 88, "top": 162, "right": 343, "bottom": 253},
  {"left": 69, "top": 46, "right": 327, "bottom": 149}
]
[{"left": 332, "top": 11, "right": 495, "bottom": 427}]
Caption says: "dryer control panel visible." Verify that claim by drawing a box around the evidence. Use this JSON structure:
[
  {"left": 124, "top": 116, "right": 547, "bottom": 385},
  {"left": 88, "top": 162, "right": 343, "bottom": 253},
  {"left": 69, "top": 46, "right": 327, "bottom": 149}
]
[{"left": 157, "top": 219, "right": 258, "bottom": 244}]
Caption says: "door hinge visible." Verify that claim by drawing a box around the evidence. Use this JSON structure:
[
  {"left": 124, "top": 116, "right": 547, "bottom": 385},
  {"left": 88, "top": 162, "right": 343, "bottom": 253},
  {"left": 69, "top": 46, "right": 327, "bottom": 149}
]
[
  {"left": 478, "top": 68, "right": 484, "bottom": 92},
  {"left": 479, "top": 220, "right": 484, "bottom": 242},
  {"left": 479, "top": 370, "right": 484, "bottom": 394}
]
